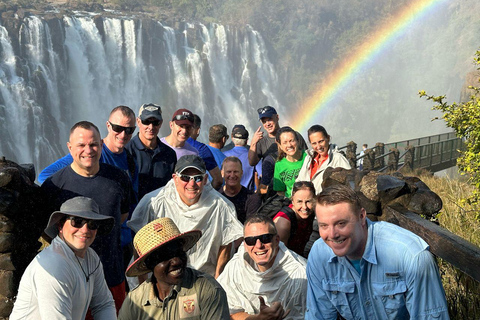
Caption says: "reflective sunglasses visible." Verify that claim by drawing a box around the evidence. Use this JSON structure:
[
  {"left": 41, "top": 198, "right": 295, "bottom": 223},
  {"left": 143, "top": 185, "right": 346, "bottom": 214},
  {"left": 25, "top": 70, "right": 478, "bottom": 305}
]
[
  {"left": 68, "top": 216, "right": 99, "bottom": 230},
  {"left": 257, "top": 106, "right": 275, "bottom": 115},
  {"left": 141, "top": 119, "right": 161, "bottom": 126},
  {"left": 172, "top": 114, "right": 194, "bottom": 123},
  {"left": 176, "top": 173, "right": 205, "bottom": 183},
  {"left": 244, "top": 233, "right": 276, "bottom": 246},
  {"left": 108, "top": 121, "right": 136, "bottom": 135}
]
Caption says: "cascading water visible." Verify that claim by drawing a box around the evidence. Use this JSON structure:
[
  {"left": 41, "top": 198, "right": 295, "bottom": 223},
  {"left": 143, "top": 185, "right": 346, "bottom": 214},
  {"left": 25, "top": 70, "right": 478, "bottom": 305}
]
[{"left": 0, "top": 13, "right": 282, "bottom": 174}]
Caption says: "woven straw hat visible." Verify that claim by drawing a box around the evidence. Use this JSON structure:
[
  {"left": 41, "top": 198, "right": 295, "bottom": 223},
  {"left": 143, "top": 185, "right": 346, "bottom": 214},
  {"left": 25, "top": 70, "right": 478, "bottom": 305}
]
[{"left": 126, "top": 217, "right": 202, "bottom": 277}]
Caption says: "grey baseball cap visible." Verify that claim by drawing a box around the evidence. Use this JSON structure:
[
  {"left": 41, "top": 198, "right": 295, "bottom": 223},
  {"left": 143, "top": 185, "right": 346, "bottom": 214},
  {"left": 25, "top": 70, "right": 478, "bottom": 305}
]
[{"left": 174, "top": 155, "right": 207, "bottom": 174}]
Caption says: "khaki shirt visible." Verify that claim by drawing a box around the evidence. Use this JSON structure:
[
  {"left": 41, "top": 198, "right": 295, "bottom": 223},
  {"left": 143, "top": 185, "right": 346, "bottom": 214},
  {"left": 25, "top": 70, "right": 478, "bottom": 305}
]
[{"left": 118, "top": 268, "right": 230, "bottom": 320}]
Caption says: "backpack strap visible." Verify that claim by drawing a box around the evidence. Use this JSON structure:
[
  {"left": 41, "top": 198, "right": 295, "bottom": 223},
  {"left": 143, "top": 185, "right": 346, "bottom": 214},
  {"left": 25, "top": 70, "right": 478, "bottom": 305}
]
[{"left": 280, "top": 205, "right": 298, "bottom": 238}]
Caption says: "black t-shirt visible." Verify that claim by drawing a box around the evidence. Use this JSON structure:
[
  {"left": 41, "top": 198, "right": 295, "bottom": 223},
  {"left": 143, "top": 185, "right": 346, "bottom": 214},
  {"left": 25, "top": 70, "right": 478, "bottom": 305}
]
[
  {"left": 41, "top": 163, "right": 133, "bottom": 287},
  {"left": 220, "top": 186, "right": 262, "bottom": 224}
]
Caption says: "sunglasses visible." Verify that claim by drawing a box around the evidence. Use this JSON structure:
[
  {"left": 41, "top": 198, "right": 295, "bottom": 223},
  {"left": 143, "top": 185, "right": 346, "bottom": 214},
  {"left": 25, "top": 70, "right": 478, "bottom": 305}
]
[
  {"left": 108, "top": 121, "right": 135, "bottom": 135},
  {"left": 173, "top": 114, "right": 194, "bottom": 123},
  {"left": 68, "top": 216, "right": 99, "bottom": 230},
  {"left": 141, "top": 119, "right": 161, "bottom": 126},
  {"left": 244, "top": 233, "right": 276, "bottom": 246},
  {"left": 176, "top": 173, "right": 205, "bottom": 183},
  {"left": 257, "top": 106, "right": 275, "bottom": 114}
]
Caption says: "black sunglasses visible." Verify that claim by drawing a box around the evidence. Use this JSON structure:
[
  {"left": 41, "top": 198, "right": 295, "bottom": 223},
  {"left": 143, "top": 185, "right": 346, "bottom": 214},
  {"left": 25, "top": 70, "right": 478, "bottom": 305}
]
[
  {"left": 176, "top": 173, "right": 205, "bottom": 183},
  {"left": 244, "top": 233, "right": 276, "bottom": 246},
  {"left": 257, "top": 106, "right": 275, "bottom": 115},
  {"left": 172, "top": 114, "right": 194, "bottom": 123},
  {"left": 141, "top": 119, "right": 161, "bottom": 126},
  {"left": 108, "top": 121, "right": 135, "bottom": 135},
  {"left": 68, "top": 216, "right": 99, "bottom": 230}
]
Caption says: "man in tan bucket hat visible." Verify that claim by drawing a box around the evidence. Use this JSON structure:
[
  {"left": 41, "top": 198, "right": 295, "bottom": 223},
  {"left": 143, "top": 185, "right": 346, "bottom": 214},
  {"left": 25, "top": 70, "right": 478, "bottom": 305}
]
[{"left": 118, "top": 217, "right": 230, "bottom": 319}]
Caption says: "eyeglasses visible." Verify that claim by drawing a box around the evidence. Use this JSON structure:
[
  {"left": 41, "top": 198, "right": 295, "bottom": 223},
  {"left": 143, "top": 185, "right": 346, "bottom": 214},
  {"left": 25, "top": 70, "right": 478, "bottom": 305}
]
[
  {"left": 172, "top": 114, "right": 194, "bottom": 123},
  {"left": 108, "top": 121, "right": 136, "bottom": 135},
  {"left": 68, "top": 216, "right": 99, "bottom": 230},
  {"left": 176, "top": 173, "right": 205, "bottom": 183},
  {"left": 244, "top": 233, "right": 276, "bottom": 246},
  {"left": 141, "top": 119, "right": 161, "bottom": 126},
  {"left": 257, "top": 106, "right": 275, "bottom": 115}
]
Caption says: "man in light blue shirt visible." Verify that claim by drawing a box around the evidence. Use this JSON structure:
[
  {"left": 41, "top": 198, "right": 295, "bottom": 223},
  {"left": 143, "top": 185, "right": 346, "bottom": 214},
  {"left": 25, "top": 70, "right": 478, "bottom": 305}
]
[{"left": 306, "top": 184, "right": 449, "bottom": 320}]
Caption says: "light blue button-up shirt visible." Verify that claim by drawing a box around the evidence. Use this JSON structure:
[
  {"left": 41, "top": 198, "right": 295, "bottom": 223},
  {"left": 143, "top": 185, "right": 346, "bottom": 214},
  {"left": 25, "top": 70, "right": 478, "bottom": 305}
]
[{"left": 306, "top": 219, "right": 449, "bottom": 320}]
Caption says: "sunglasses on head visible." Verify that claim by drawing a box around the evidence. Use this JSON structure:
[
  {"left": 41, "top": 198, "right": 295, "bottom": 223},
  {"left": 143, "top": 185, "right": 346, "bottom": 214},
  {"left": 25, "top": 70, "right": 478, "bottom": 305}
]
[
  {"left": 244, "top": 233, "right": 276, "bottom": 246},
  {"left": 176, "top": 173, "right": 205, "bottom": 183},
  {"left": 257, "top": 106, "right": 275, "bottom": 114},
  {"left": 173, "top": 114, "right": 194, "bottom": 123},
  {"left": 141, "top": 119, "right": 161, "bottom": 126},
  {"left": 108, "top": 121, "right": 135, "bottom": 135},
  {"left": 68, "top": 216, "right": 99, "bottom": 230}
]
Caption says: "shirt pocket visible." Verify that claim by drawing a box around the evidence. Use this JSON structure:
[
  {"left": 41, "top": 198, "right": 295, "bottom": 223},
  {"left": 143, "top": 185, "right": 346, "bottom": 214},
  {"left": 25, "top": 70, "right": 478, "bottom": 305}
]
[
  {"left": 322, "top": 281, "right": 355, "bottom": 319},
  {"left": 372, "top": 280, "right": 407, "bottom": 316}
]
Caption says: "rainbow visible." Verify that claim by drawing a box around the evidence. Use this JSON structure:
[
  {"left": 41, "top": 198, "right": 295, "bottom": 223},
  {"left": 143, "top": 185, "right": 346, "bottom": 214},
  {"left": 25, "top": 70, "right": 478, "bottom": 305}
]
[{"left": 292, "top": 0, "right": 451, "bottom": 134}]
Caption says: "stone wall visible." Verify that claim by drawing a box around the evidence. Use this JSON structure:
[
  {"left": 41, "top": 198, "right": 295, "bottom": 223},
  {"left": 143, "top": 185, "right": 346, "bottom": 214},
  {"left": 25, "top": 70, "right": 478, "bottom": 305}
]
[{"left": 0, "top": 158, "right": 46, "bottom": 319}]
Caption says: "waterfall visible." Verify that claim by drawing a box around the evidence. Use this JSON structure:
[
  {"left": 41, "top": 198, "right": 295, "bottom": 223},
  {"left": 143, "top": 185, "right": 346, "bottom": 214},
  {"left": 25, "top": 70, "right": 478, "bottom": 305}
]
[{"left": 0, "top": 14, "right": 282, "bottom": 174}]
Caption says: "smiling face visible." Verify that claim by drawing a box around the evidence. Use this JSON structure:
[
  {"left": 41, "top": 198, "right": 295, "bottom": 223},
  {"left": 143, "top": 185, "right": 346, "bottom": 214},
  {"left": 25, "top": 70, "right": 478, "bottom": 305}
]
[
  {"left": 170, "top": 121, "right": 192, "bottom": 144},
  {"left": 309, "top": 131, "right": 330, "bottom": 158},
  {"left": 150, "top": 241, "right": 187, "bottom": 288},
  {"left": 173, "top": 168, "right": 207, "bottom": 205},
  {"left": 106, "top": 110, "right": 135, "bottom": 152},
  {"left": 222, "top": 160, "right": 243, "bottom": 188},
  {"left": 316, "top": 202, "right": 368, "bottom": 260},
  {"left": 260, "top": 115, "right": 279, "bottom": 136},
  {"left": 291, "top": 189, "right": 315, "bottom": 220},
  {"left": 137, "top": 117, "right": 162, "bottom": 142},
  {"left": 244, "top": 222, "right": 279, "bottom": 272},
  {"left": 59, "top": 216, "right": 97, "bottom": 258},
  {"left": 278, "top": 131, "right": 299, "bottom": 158},
  {"left": 67, "top": 127, "right": 102, "bottom": 175}
]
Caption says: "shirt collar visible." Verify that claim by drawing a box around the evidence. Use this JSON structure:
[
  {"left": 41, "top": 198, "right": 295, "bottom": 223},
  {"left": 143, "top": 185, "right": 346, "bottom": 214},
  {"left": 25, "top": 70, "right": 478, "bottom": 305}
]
[{"left": 143, "top": 269, "right": 195, "bottom": 307}]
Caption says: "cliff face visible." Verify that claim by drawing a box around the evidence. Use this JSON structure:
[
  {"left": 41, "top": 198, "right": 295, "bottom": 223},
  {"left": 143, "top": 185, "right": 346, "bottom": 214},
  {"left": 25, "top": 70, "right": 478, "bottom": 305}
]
[{"left": 0, "top": 5, "right": 282, "bottom": 174}]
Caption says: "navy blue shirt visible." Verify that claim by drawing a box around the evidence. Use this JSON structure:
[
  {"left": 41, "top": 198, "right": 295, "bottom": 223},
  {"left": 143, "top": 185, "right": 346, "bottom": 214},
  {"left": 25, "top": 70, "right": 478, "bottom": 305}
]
[
  {"left": 41, "top": 163, "right": 133, "bottom": 287},
  {"left": 125, "top": 135, "right": 177, "bottom": 200}
]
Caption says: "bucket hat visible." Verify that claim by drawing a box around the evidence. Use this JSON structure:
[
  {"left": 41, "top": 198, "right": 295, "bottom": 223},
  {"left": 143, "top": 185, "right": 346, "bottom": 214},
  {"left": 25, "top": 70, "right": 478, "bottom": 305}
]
[
  {"left": 44, "top": 196, "right": 114, "bottom": 239},
  {"left": 126, "top": 217, "right": 202, "bottom": 277}
]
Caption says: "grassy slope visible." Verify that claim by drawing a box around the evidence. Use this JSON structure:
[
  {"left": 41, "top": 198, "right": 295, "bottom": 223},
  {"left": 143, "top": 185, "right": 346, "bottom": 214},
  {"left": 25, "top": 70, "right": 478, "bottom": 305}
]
[{"left": 419, "top": 173, "right": 480, "bottom": 319}]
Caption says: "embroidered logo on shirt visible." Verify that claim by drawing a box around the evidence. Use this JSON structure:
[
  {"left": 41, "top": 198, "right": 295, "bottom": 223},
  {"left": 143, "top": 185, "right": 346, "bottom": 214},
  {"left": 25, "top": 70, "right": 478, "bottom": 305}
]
[
  {"left": 179, "top": 294, "right": 200, "bottom": 318},
  {"left": 183, "top": 299, "right": 195, "bottom": 313}
]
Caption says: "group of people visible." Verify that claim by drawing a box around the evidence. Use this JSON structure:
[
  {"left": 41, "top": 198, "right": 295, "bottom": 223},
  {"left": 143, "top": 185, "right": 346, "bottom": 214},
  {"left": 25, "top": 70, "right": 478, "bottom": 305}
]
[{"left": 10, "top": 104, "right": 450, "bottom": 319}]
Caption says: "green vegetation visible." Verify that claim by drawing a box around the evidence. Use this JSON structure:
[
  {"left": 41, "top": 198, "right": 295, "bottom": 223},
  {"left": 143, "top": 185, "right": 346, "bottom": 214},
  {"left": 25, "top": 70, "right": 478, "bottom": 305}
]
[
  {"left": 420, "top": 50, "right": 480, "bottom": 211},
  {"left": 419, "top": 173, "right": 480, "bottom": 319}
]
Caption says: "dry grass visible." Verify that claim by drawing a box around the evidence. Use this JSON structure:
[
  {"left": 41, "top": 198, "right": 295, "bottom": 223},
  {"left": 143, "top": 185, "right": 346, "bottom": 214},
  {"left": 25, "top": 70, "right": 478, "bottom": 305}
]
[{"left": 419, "top": 172, "right": 480, "bottom": 319}]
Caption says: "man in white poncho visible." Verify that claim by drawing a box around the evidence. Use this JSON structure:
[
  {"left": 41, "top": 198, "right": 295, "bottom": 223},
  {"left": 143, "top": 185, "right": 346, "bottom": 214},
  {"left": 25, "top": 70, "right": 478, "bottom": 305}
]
[
  {"left": 217, "top": 214, "right": 307, "bottom": 320},
  {"left": 128, "top": 154, "right": 243, "bottom": 279}
]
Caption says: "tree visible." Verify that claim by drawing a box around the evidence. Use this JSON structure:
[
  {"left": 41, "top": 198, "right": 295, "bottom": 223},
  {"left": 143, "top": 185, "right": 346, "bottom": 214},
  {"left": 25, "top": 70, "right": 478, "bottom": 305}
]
[{"left": 419, "top": 49, "right": 480, "bottom": 211}]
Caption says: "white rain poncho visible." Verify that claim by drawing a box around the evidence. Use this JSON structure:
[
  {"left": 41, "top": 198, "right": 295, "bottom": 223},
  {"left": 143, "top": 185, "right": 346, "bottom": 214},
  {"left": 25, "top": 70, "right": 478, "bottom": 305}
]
[
  {"left": 217, "top": 242, "right": 308, "bottom": 319},
  {"left": 128, "top": 179, "right": 243, "bottom": 276}
]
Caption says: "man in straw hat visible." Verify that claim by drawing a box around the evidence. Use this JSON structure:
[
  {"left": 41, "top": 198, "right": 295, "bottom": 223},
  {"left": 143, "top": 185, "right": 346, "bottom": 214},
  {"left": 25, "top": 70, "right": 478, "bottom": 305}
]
[
  {"left": 118, "top": 217, "right": 230, "bottom": 319},
  {"left": 128, "top": 154, "right": 243, "bottom": 278},
  {"left": 10, "top": 197, "right": 116, "bottom": 320}
]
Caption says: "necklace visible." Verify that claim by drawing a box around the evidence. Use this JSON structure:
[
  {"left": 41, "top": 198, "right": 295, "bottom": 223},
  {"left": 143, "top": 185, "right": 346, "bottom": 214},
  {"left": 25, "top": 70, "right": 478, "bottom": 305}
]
[{"left": 75, "top": 254, "right": 101, "bottom": 282}]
